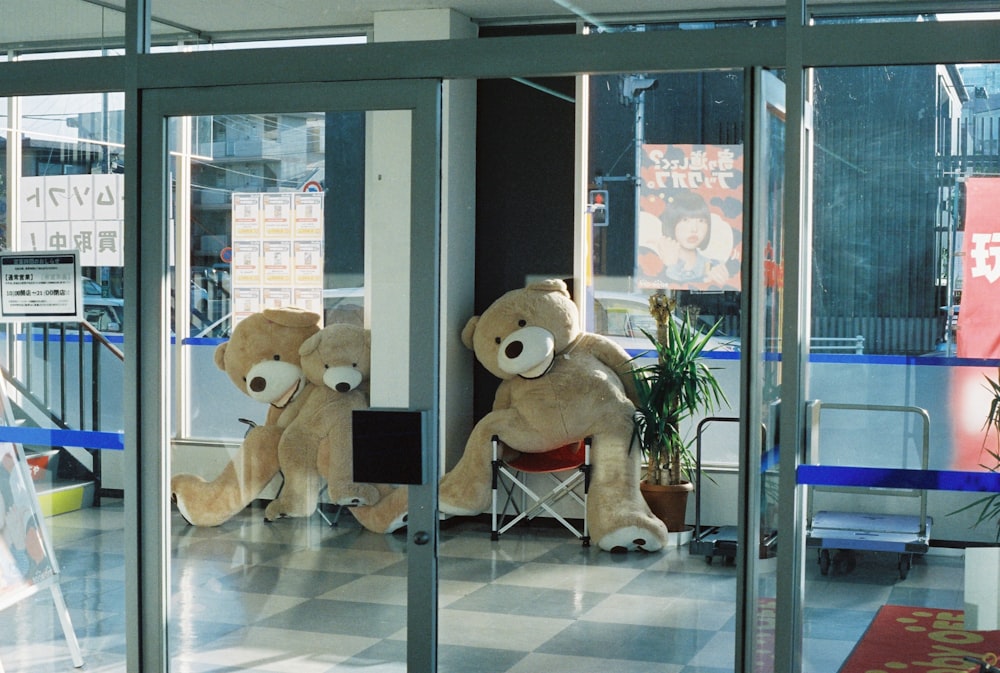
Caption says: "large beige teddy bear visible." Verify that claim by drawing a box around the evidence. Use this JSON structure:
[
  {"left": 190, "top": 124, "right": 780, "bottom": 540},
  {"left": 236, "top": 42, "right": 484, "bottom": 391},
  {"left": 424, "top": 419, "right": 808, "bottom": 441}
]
[
  {"left": 439, "top": 278, "right": 669, "bottom": 552},
  {"left": 172, "top": 307, "right": 320, "bottom": 526}
]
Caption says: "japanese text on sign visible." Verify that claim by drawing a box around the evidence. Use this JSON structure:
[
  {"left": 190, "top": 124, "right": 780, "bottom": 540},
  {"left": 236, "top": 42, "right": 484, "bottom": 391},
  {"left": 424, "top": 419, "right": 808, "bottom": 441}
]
[
  {"left": 0, "top": 252, "right": 81, "bottom": 322},
  {"left": 18, "top": 175, "right": 124, "bottom": 268}
]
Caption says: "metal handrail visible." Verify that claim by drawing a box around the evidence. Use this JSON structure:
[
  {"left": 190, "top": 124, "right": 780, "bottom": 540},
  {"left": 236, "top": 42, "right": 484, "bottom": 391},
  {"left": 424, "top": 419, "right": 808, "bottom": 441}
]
[{"left": 3, "top": 320, "right": 125, "bottom": 505}]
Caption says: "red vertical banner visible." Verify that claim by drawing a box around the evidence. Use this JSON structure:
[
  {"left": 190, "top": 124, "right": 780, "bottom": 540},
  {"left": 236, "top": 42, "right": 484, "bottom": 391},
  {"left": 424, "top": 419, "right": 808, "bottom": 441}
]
[{"left": 957, "top": 177, "right": 1000, "bottom": 359}]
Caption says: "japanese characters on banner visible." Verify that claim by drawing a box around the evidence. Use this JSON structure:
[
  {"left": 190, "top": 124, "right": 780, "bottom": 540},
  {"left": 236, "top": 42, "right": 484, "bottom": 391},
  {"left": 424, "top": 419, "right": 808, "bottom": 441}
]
[
  {"left": 636, "top": 144, "right": 743, "bottom": 292},
  {"left": 230, "top": 192, "right": 325, "bottom": 327},
  {"left": 18, "top": 175, "right": 124, "bottom": 267},
  {"left": 956, "top": 177, "right": 1000, "bottom": 359}
]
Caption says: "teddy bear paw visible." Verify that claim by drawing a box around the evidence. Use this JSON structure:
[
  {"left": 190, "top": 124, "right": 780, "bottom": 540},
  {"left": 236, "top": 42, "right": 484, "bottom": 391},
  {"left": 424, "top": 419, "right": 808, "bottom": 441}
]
[
  {"left": 597, "top": 525, "right": 665, "bottom": 553},
  {"left": 384, "top": 511, "right": 408, "bottom": 534},
  {"left": 327, "top": 482, "right": 382, "bottom": 508}
]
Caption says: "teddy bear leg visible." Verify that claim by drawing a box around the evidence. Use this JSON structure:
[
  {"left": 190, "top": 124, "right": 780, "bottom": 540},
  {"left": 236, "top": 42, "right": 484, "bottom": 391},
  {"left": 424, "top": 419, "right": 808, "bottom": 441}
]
[
  {"left": 263, "top": 469, "right": 322, "bottom": 520},
  {"left": 349, "top": 485, "right": 409, "bottom": 534},
  {"left": 325, "top": 479, "right": 382, "bottom": 507},
  {"left": 317, "top": 429, "right": 383, "bottom": 507},
  {"left": 438, "top": 419, "right": 510, "bottom": 516},
  {"left": 172, "top": 425, "right": 282, "bottom": 527},
  {"left": 585, "top": 430, "right": 669, "bottom": 553},
  {"left": 264, "top": 441, "right": 322, "bottom": 521}
]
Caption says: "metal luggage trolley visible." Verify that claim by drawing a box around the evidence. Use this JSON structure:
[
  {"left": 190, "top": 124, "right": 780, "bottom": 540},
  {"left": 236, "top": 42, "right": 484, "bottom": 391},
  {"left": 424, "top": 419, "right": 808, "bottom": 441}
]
[
  {"left": 690, "top": 416, "right": 740, "bottom": 564},
  {"left": 805, "top": 403, "right": 933, "bottom": 580},
  {"left": 690, "top": 416, "right": 779, "bottom": 565}
]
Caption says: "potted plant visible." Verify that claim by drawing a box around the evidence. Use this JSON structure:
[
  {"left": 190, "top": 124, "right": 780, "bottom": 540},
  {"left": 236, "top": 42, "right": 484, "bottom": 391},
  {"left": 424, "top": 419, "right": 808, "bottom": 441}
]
[{"left": 630, "top": 291, "right": 728, "bottom": 532}]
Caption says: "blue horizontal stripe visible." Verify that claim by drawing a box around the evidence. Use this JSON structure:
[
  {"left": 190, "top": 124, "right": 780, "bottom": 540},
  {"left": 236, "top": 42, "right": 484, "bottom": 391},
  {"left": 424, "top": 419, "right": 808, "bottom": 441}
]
[
  {"left": 0, "top": 426, "right": 123, "bottom": 451},
  {"left": 797, "top": 464, "right": 1000, "bottom": 493}
]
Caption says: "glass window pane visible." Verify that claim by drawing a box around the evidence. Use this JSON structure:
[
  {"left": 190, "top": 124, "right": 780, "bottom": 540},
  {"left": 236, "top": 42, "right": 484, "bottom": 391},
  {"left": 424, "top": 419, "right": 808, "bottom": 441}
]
[
  {"left": 169, "top": 107, "right": 421, "bottom": 670},
  {"left": 588, "top": 69, "right": 742, "bottom": 469},
  {"left": 2, "top": 3, "right": 125, "bottom": 56},
  {"left": 804, "top": 60, "right": 1000, "bottom": 672},
  {"left": 0, "top": 92, "right": 126, "bottom": 671}
]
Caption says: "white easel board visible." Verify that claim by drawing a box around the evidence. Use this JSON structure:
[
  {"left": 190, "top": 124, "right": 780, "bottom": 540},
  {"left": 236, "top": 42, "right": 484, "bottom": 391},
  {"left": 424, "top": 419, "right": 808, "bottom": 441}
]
[{"left": 0, "top": 387, "right": 82, "bottom": 671}]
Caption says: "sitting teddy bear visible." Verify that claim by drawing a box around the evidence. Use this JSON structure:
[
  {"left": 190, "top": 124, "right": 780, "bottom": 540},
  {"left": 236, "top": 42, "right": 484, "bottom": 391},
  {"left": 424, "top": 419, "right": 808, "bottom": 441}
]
[
  {"left": 439, "top": 279, "right": 669, "bottom": 552},
  {"left": 265, "top": 323, "right": 394, "bottom": 521},
  {"left": 171, "top": 307, "right": 320, "bottom": 527}
]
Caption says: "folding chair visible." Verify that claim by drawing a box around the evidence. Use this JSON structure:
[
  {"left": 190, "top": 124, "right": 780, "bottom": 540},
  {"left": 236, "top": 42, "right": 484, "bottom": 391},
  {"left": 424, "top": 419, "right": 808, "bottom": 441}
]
[{"left": 490, "top": 434, "right": 592, "bottom": 546}]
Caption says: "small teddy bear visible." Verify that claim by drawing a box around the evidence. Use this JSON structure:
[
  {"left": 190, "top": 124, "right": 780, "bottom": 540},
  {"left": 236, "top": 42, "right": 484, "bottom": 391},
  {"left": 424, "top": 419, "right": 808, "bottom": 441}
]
[{"left": 269, "top": 323, "right": 390, "bottom": 518}]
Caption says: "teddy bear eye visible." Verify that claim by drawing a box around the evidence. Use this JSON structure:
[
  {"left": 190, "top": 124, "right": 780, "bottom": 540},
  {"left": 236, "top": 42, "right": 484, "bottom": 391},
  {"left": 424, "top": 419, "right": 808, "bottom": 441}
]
[
  {"left": 495, "top": 337, "right": 502, "bottom": 344},
  {"left": 352, "top": 363, "right": 358, "bottom": 368},
  {"left": 324, "top": 364, "right": 329, "bottom": 369},
  {"left": 518, "top": 319, "right": 527, "bottom": 327},
  {"left": 273, "top": 354, "right": 281, "bottom": 361}
]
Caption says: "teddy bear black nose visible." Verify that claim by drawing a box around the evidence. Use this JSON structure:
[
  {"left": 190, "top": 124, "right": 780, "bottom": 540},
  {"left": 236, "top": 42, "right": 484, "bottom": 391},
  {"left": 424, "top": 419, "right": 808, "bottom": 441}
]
[
  {"left": 505, "top": 341, "right": 523, "bottom": 359},
  {"left": 249, "top": 376, "right": 267, "bottom": 393},
  {"left": 335, "top": 382, "right": 350, "bottom": 393}
]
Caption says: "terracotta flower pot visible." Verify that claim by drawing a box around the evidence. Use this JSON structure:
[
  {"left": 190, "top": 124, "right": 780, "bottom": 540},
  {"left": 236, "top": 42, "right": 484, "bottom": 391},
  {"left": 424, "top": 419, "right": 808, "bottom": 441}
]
[{"left": 640, "top": 479, "right": 694, "bottom": 533}]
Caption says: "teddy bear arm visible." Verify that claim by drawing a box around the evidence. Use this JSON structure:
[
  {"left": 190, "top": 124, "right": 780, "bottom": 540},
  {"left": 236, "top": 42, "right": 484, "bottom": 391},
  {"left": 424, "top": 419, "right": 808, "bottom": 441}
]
[
  {"left": 580, "top": 334, "right": 641, "bottom": 406},
  {"left": 172, "top": 424, "right": 283, "bottom": 526},
  {"left": 491, "top": 382, "right": 512, "bottom": 410}
]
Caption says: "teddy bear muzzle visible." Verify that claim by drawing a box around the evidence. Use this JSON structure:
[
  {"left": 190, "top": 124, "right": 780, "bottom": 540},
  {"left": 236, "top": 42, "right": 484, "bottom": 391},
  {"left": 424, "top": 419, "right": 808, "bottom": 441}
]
[
  {"left": 244, "top": 359, "right": 307, "bottom": 407},
  {"left": 323, "top": 365, "right": 363, "bottom": 393},
  {"left": 497, "top": 326, "right": 555, "bottom": 379}
]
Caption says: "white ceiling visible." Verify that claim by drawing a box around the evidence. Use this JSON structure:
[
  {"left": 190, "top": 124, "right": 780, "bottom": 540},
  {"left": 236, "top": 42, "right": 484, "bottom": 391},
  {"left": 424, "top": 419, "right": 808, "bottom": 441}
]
[{"left": 1, "top": 0, "right": 957, "bottom": 51}]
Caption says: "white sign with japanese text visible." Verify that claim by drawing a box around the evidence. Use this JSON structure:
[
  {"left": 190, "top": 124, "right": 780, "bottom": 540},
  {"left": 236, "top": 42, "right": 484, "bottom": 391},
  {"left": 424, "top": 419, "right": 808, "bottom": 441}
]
[
  {"left": 0, "top": 251, "right": 81, "bottom": 322},
  {"left": 18, "top": 175, "right": 124, "bottom": 268},
  {"left": 230, "top": 192, "right": 325, "bottom": 326}
]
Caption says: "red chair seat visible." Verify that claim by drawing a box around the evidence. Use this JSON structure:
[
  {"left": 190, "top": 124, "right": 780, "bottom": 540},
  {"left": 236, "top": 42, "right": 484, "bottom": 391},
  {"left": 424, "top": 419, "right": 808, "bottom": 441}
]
[{"left": 506, "top": 440, "right": 587, "bottom": 473}]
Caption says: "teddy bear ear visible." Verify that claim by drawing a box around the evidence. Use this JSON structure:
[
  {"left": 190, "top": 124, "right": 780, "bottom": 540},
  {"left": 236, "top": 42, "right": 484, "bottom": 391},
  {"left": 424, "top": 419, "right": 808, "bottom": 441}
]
[
  {"left": 460, "top": 315, "right": 480, "bottom": 350},
  {"left": 526, "top": 278, "right": 569, "bottom": 297},
  {"left": 261, "top": 306, "right": 321, "bottom": 329},
  {"left": 299, "top": 331, "right": 321, "bottom": 357},
  {"left": 214, "top": 342, "right": 228, "bottom": 371}
]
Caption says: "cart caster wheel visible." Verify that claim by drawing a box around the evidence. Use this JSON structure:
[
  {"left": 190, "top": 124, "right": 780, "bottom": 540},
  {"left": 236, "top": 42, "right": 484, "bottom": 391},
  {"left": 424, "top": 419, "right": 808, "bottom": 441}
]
[
  {"left": 833, "top": 550, "right": 856, "bottom": 575},
  {"left": 898, "top": 554, "right": 911, "bottom": 580},
  {"left": 819, "top": 549, "right": 831, "bottom": 576}
]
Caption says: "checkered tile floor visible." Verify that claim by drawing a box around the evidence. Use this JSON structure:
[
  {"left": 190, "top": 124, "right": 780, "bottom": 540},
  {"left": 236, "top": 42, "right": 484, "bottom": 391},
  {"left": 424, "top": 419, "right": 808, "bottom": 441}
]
[{"left": 0, "top": 500, "right": 965, "bottom": 672}]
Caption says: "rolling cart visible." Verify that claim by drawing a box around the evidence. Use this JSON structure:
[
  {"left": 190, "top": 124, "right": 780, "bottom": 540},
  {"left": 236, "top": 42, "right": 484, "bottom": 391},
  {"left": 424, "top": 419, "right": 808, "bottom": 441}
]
[
  {"left": 689, "top": 416, "right": 778, "bottom": 565},
  {"left": 690, "top": 416, "right": 739, "bottom": 564},
  {"left": 805, "top": 403, "right": 933, "bottom": 581}
]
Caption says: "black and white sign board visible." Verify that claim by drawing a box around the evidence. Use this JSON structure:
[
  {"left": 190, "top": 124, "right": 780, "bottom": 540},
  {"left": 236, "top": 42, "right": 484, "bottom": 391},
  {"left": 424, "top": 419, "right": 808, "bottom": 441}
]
[{"left": 0, "top": 251, "right": 81, "bottom": 323}]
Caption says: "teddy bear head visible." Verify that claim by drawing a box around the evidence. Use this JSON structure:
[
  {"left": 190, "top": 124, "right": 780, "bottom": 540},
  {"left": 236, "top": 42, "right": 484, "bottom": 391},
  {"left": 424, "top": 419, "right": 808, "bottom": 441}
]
[
  {"left": 214, "top": 307, "right": 321, "bottom": 408},
  {"left": 298, "top": 322, "right": 371, "bottom": 393},
  {"left": 461, "top": 278, "right": 580, "bottom": 380}
]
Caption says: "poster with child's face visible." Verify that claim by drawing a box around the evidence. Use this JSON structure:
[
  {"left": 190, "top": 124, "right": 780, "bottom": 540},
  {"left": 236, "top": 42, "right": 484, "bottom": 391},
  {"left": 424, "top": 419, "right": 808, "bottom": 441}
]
[{"left": 636, "top": 144, "right": 744, "bottom": 292}]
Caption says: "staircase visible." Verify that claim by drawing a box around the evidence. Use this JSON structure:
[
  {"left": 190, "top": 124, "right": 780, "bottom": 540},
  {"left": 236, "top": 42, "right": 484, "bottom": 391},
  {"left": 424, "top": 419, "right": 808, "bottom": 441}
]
[
  {"left": 25, "top": 447, "right": 96, "bottom": 517},
  {"left": 1, "top": 321, "right": 123, "bottom": 517}
]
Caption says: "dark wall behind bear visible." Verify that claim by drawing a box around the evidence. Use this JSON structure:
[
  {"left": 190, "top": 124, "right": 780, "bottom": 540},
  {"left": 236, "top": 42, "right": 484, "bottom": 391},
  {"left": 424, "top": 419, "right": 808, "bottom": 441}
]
[{"left": 473, "top": 62, "right": 576, "bottom": 420}]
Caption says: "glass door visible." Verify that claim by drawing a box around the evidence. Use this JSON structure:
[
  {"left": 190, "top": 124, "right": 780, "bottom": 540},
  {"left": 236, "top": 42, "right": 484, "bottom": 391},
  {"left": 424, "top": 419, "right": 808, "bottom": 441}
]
[
  {"left": 741, "top": 67, "right": 786, "bottom": 673},
  {"left": 794, "top": 59, "right": 1000, "bottom": 673},
  {"left": 134, "top": 79, "right": 441, "bottom": 672}
]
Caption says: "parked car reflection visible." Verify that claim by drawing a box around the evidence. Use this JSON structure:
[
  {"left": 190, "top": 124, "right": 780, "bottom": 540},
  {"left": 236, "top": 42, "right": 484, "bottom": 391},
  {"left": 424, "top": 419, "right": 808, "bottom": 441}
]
[
  {"left": 82, "top": 277, "right": 124, "bottom": 333},
  {"left": 593, "top": 291, "right": 740, "bottom": 354}
]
